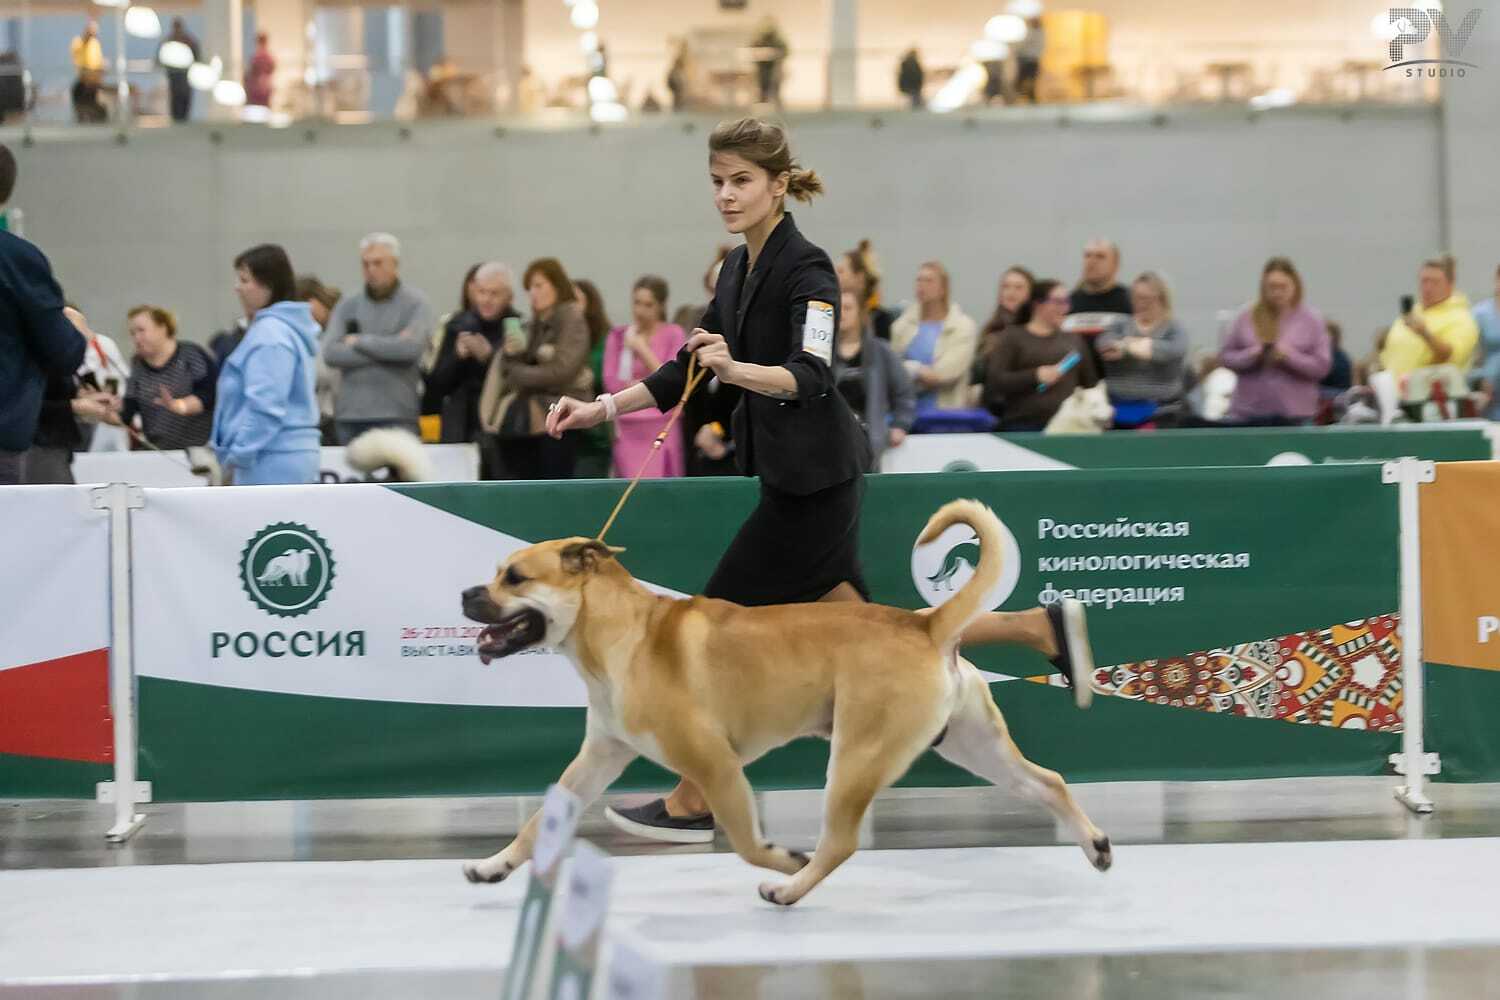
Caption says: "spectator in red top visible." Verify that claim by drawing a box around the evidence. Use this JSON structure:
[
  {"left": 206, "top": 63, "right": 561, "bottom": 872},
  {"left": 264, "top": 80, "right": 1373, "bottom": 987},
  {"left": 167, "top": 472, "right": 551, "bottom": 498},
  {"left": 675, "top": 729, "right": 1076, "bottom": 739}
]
[{"left": 246, "top": 33, "right": 275, "bottom": 108}]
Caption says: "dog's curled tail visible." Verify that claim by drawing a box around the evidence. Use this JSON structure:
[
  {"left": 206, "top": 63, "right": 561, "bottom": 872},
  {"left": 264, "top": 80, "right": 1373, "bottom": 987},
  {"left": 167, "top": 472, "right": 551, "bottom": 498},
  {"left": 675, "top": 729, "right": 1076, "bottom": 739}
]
[
  {"left": 346, "top": 427, "right": 434, "bottom": 482},
  {"left": 918, "top": 499, "right": 1003, "bottom": 650}
]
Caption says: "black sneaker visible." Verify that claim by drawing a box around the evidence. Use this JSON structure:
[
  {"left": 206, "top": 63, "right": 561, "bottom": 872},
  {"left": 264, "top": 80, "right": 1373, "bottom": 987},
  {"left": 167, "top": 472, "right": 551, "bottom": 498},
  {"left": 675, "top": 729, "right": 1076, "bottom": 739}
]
[
  {"left": 604, "top": 798, "right": 715, "bottom": 844},
  {"left": 1045, "top": 597, "right": 1096, "bottom": 710}
]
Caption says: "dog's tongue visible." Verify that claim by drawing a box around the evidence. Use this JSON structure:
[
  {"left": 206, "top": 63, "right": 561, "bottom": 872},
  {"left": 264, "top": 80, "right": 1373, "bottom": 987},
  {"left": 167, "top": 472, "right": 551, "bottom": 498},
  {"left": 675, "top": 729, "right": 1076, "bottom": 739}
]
[{"left": 479, "top": 649, "right": 493, "bottom": 666}]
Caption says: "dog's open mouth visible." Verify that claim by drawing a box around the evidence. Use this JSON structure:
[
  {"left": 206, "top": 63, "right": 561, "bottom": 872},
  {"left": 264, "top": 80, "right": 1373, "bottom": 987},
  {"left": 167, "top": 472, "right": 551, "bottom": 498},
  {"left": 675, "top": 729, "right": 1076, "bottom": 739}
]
[{"left": 476, "top": 608, "right": 547, "bottom": 664}]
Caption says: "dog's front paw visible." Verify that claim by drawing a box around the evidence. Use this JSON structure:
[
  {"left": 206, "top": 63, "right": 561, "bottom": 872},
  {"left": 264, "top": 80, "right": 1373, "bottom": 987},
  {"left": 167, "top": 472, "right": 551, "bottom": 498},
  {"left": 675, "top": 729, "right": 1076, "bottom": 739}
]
[
  {"left": 1088, "top": 836, "right": 1112, "bottom": 873},
  {"left": 462, "top": 860, "right": 514, "bottom": 885},
  {"left": 758, "top": 881, "right": 795, "bottom": 906}
]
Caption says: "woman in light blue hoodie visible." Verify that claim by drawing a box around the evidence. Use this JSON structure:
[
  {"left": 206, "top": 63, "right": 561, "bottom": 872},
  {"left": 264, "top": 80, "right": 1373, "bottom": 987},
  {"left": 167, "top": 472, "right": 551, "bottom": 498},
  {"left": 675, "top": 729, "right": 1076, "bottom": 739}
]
[{"left": 211, "top": 244, "right": 322, "bottom": 485}]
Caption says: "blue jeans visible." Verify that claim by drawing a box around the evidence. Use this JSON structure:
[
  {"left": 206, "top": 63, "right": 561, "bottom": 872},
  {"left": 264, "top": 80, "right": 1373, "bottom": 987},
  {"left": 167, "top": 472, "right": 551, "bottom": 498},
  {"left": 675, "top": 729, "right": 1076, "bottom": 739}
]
[{"left": 232, "top": 449, "right": 321, "bottom": 486}]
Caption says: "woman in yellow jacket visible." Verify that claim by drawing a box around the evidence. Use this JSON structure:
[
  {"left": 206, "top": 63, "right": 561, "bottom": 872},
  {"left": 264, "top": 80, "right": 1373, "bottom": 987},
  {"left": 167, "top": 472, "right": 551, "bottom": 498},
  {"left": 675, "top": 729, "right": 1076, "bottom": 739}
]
[
  {"left": 1380, "top": 255, "right": 1480, "bottom": 377},
  {"left": 889, "top": 261, "right": 978, "bottom": 410}
]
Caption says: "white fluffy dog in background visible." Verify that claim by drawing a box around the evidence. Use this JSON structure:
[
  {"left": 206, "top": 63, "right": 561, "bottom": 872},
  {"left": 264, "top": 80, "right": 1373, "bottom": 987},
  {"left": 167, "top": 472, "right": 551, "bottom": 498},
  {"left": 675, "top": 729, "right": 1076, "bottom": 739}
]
[
  {"left": 1045, "top": 383, "right": 1115, "bottom": 434},
  {"left": 346, "top": 428, "right": 434, "bottom": 482}
]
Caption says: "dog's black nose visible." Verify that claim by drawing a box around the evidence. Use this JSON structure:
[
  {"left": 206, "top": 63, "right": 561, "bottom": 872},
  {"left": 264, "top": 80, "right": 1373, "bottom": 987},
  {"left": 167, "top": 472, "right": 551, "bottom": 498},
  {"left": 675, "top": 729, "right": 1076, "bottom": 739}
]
[{"left": 462, "top": 585, "right": 485, "bottom": 604}]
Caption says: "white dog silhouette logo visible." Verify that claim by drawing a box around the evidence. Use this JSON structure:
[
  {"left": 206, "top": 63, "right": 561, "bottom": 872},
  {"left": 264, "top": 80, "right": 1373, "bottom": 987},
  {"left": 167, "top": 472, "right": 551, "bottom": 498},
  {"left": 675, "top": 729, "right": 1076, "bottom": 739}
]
[
  {"left": 240, "top": 524, "right": 336, "bottom": 617},
  {"left": 911, "top": 513, "right": 1023, "bottom": 611},
  {"left": 257, "top": 548, "right": 315, "bottom": 587}
]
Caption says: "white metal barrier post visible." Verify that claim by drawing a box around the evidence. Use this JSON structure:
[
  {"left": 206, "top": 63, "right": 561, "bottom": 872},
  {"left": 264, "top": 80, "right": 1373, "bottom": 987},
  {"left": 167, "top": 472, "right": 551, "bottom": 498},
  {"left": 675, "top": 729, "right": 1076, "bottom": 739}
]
[
  {"left": 91, "top": 482, "right": 149, "bottom": 842},
  {"left": 1384, "top": 458, "right": 1437, "bottom": 815}
]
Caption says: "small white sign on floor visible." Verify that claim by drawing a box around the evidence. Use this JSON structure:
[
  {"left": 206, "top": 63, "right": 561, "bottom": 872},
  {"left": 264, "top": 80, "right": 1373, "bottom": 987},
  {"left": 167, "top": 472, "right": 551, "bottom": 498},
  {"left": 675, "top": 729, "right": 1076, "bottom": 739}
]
[{"left": 502, "top": 784, "right": 582, "bottom": 1000}]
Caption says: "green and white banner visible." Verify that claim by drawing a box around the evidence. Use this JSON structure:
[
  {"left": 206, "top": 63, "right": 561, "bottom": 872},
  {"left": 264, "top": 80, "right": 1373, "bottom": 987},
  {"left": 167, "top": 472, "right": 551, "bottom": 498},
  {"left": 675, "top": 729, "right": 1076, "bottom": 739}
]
[
  {"left": 880, "top": 424, "right": 1496, "bottom": 474},
  {"left": 0, "top": 486, "right": 113, "bottom": 799},
  {"left": 131, "top": 466, "right": 1410, "bottom": 801}
]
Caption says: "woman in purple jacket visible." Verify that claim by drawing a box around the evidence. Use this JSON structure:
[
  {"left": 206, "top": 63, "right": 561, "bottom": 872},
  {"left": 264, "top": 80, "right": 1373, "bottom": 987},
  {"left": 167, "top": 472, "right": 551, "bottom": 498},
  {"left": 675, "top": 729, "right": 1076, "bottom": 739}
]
[{"left": 1220, "top": 257, "right": 1331, "bottom": 424}]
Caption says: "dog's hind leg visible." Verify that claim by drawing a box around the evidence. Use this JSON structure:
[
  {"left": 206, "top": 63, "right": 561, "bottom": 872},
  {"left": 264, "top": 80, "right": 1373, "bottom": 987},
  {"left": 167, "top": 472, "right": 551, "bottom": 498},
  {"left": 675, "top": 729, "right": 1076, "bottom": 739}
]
[
  {"left": 934, "top": 667, "right": 1112, "bottom": 872},
  {"left": 462, "top": 734, "right": 636, "bottom": 885}
]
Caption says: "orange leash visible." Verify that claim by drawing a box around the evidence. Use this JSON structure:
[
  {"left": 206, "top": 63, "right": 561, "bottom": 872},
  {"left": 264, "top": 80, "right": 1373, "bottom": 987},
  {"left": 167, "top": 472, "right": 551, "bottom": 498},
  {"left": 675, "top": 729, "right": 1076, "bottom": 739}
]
[{"left": 596, "top": 354, "right": 709, "bottom": 543}]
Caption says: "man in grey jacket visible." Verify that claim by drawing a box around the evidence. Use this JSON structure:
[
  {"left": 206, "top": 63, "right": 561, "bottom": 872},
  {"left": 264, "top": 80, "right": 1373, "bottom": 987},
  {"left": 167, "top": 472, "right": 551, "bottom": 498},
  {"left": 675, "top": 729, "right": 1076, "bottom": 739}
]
[{"left": 322, "top": 233, "right": 432, "bottom": 444}]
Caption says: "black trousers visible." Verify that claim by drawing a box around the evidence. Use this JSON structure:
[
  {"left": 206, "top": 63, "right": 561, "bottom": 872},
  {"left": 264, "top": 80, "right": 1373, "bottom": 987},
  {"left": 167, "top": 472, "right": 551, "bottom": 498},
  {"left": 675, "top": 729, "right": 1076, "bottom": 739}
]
[
  {"left": 169, "top": 80, "right": 192, "bottom": 122},
  {"left": 498, "top": 432, "right": 576, "bottom": 481}
]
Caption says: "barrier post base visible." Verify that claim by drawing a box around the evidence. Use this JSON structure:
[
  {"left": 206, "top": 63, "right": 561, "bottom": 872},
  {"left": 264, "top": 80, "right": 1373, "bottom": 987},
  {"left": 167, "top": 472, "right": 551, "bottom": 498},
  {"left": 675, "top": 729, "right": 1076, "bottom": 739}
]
[
  {"left": 105, "top": 813, "right": 147, "bottom": 843},
  {"left": 97, "top": 780, "right": 152, "bottom": 843},
  {"left": 1395, "top": 786, "right": 1435, "bottom": 815}
]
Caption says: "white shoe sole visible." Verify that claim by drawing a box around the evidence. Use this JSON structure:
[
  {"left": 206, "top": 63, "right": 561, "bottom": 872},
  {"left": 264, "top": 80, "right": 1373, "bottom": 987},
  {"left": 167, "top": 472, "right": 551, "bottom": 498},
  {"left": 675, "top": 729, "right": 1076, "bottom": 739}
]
[
  {"left": 1060, "top": 597, "right": 1096, "bottom": 710},
  {"left": 603, "top": 805, "right": 715, "bottom": 844}
]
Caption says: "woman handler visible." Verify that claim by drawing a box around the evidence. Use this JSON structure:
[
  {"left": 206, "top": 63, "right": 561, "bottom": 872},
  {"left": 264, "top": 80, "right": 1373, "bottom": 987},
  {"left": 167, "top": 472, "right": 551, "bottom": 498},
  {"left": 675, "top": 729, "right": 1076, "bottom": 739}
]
[{"left": 547, "top": 117, "right": 1091, "bottom": 843}]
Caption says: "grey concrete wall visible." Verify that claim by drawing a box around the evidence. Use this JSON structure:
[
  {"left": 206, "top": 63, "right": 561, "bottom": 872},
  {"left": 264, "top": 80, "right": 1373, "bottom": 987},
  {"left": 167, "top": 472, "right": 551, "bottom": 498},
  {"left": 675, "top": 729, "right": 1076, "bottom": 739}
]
[{"left": 7, "top": 105, "right": 1449, "bottom": 359}]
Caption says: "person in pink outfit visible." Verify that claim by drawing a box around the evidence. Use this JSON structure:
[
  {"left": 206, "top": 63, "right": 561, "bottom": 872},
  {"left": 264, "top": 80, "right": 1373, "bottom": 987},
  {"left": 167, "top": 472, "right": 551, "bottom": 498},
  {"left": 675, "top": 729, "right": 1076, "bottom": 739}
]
[
  {"left": 603, "top": 275, "right": 687, "bottom": 478},
  {"left": 245, "top": 33, "right": 275, "bottom": 108}
]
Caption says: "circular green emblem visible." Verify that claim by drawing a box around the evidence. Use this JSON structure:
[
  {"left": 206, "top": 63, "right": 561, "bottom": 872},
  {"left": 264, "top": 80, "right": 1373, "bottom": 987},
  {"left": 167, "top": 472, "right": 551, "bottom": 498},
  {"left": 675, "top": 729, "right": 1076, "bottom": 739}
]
[{"left": 239, "top": 522, "right": 336, "bottom": 618}]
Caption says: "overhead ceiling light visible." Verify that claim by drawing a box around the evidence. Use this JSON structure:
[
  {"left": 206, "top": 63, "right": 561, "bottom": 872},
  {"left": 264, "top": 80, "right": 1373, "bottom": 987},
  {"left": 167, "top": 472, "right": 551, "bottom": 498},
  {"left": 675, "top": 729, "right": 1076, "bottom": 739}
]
[
  {"left": 985, "top": 14, "right": 1027, "bottom": 44},
  {"left": 570, "top": 0, "right": 599, "bottom": 30},
  {"left": 1248, "top": 88, "right": 1296, "bottom": 111},
  {"left": 931, "top": 62, "right": 985, "bottom": 113},
  {"left": 589, "top": 100, "right": 627, "bottom": 123},
  {"left": 213, "top": 79, "right": 246, "bottom": 106},
  {"left": 187, "top": 57, "right": 221, "bottom": 92},
  {"left": 586, "top": 75, "right": 616, "bottom": 102},
  {"left": 1006, "top": 0, "right": 1043, "bottom": 17},
  {"left": 158, "top": 39, "right": 194, "bottom": 69},
  {"left": 970, "top": 39, "right": 1009, "bottom": 61},
  {"left": 125, "top": 5, "right": 161, "bottom": 38}
]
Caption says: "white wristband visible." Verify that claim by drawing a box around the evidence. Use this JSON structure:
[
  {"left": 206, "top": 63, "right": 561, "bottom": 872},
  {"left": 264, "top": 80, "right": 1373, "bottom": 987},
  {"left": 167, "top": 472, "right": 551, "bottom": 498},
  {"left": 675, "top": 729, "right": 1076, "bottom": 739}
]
[{"left": 595, "top": 392, "right": 618, "bottom": 422}]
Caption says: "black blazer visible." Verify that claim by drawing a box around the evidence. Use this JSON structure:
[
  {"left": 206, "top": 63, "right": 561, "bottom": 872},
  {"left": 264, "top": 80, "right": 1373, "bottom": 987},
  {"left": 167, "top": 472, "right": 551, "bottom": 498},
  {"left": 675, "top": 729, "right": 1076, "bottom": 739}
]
[{"left": 643, "top": 213, "right": 868, "bottom": 495}]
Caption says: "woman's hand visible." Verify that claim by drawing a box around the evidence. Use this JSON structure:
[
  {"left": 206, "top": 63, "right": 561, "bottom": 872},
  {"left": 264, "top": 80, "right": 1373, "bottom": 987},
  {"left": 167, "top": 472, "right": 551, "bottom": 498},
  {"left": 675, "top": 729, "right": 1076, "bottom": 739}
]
[
  {"left": 545, "top": 397, "right": 607, "bottom": 438},
  {"left": 694, "top": 422, "right": 728, "bottom": 460},
  {"left": 1125, "top": 337, "right": 1153, "bottom": 361},
  {"left": 915, "top": 366, "right": 946, "bottom": 390},
  {"left": 888, "top": 427, "right": 907, "bottom": 448},
  {"left": 1097, "top": 341, "right": 1125, "bottom": 362},
  {"left": 71, "top": 392, "right": 113, "bottom": 423},
  {"left": 625, "top": 331, "right": 652, "bottom": 357},
  {"left": 687, "top": 329, "right": 737, "bottom": 381},
  {"left": 463, "top": 333, "right": 493, "bottom": 365},
  {"left": 1036, "top": 364, "right": 1062, "bottom": 387}
]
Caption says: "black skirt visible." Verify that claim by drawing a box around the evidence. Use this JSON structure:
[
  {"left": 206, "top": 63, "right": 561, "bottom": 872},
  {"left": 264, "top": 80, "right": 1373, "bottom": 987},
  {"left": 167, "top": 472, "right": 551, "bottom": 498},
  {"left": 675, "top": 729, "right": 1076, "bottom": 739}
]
[{"left": 703, "top": 475, "right": 869, "bottom": 607}]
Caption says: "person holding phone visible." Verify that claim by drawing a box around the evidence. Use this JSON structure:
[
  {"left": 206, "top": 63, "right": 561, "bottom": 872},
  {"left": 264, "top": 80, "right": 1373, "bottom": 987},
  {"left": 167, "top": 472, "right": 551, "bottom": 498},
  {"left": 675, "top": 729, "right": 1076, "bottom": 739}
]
[
  {"left": 482, "top": 257, "right": 592, "bottom": 481},
  {"left": 1220, "top": 257, "right": 1330, "bottom": 424},
  {"left": 421, "top": 261, "right": 518, "bottom": 449},
  {"left": 982, "top": 278, "right": 1099, "bottom": 431},
  {"left": 1379, "top": 255, "right": 1480, "bottom": 378},
  {"left": 547, "top": 118, "right": 1096, "bottom": 844}
]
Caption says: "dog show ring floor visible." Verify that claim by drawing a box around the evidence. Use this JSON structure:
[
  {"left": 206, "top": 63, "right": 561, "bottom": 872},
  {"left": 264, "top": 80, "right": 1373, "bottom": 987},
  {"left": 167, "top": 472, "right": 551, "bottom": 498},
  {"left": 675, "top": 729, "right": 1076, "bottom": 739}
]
[{"left": 4, "top": 779, "right": 1500, "bottom": 998}]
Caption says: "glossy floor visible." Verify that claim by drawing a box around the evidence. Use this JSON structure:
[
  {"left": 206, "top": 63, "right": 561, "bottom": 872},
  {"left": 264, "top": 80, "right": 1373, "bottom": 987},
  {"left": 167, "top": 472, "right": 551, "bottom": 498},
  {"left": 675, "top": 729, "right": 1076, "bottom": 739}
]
[{"left": 3, "top": 777, "right": 1498, "bottom": 999}]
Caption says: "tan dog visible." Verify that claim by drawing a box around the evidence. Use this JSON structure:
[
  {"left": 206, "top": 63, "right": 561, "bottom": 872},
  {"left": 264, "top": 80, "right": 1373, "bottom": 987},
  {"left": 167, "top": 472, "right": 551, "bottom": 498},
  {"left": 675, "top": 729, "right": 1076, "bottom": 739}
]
[{"left": 459, "top": 500, "right": 1112, "bottom": 905}]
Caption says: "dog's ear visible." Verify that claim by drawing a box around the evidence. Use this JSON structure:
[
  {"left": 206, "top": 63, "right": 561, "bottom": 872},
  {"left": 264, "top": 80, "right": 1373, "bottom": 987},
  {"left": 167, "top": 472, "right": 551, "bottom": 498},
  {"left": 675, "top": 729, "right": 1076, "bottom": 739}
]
[{"left": 559, "top": 540, "right": 625, "bottom": 574}]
